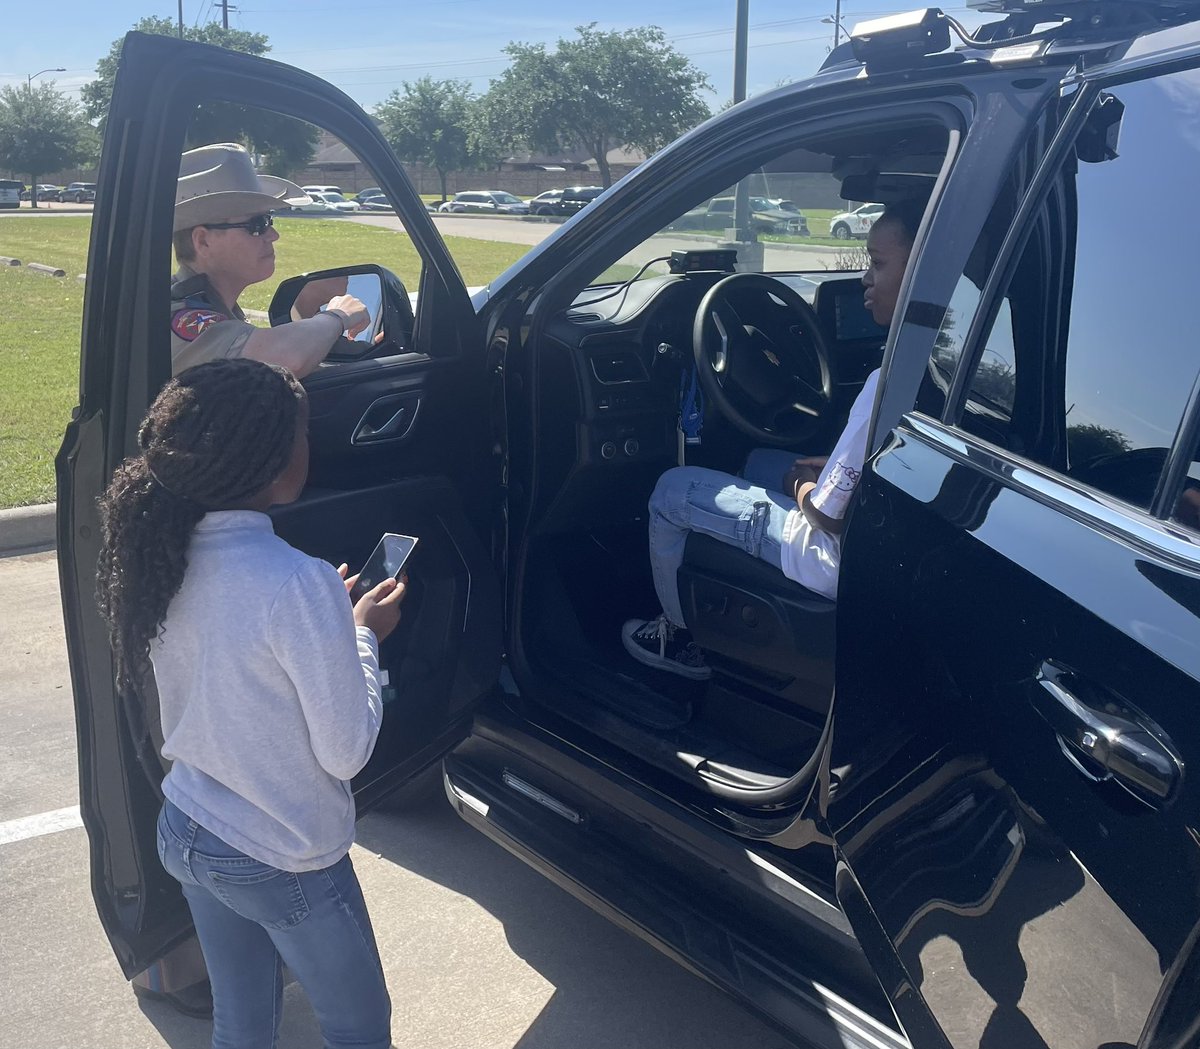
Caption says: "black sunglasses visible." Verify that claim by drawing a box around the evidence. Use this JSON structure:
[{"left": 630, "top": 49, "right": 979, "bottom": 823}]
[{"left": 202, "top": 213, "right": 275, "bottom": 236}]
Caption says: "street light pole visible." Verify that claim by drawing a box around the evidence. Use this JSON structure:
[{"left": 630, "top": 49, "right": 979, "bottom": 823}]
[
  {"left": 24, "top": 68, "right": 66, "bottom": 210},
  {"left": 821, "top": 8, "right": 850, "bottom": 52},
  {"left": 27, "top": 67, "right": 66, "bottom": 91}
]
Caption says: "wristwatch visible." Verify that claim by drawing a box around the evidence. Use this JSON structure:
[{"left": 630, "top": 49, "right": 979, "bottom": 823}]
[{"left": 324, "top": 308, "right": 349, "bottom": 334}]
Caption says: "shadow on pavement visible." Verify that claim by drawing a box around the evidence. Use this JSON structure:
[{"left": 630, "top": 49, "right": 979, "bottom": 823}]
[
  {"left": 132, "top": 767, "right": 789, "bottom": 1049},
  {"left": 355, "top": 771, "right": 796, "bottom": 1049}
]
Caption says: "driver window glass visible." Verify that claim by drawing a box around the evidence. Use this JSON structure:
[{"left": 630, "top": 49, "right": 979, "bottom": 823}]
[
  {"left": 953, "top": 70, "right": 1200, "bottom": 513},
  {"left": 925, "top": 277, "right": 1016, "bottom": 421}
]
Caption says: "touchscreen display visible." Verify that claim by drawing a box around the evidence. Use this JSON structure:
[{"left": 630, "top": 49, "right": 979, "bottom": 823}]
[
  {"left": 350, "top": 533, "right": 418, "bottom": 601},
  {"left": 835, "top": 290, "right": 888, "bottom": 341}
]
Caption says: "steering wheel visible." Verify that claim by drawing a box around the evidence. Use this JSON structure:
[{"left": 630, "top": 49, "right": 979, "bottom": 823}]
[{"left": 692, "top": 273, "right": 835, "bottom": 446}]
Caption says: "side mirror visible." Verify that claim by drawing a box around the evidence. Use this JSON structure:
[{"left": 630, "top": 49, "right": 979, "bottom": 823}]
[
  {"left": 1077, "top": 93, "right": 1124, "bottom": 165},
  {"left": 268, "top": 264, "right": 415, "bottom": 361}
]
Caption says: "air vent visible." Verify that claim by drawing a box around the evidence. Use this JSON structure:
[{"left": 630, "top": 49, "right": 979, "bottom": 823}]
[{"left": 590, "top": 351, "right": 648, "bottom": 384}]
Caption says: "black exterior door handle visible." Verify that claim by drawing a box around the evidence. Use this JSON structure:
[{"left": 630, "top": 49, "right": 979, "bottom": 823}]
[{"left": 1030, "top": 661, "right": 1184, "bottom": 808}]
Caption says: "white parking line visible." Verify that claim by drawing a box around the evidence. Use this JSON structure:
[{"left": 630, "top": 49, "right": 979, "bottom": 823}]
[{"left": 0, "top": 805, "right": 83, "bottom": 845}]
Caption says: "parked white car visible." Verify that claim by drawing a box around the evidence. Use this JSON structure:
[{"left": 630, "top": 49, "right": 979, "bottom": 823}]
[
  {"left": 310, "top": 190, "right": 360, "bottom": 212},
  {"left": 288, "top": 190, "right": 359, "bottom": 214},
  {"left": 828, "top": 202, "right": 884, "bottom": 240}
]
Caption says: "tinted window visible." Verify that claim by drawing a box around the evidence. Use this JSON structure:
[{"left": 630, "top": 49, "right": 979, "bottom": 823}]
[
  {"left": 919, "top": 145, "right": 1031, "bottom": 426},
  {"left": 955, "top": 71, "right": 1200, "bottom": 511}
]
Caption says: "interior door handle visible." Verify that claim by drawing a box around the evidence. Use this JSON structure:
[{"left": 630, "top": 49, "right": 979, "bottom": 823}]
[
  {"left": 1031, "top": 660, "right": 1184, "bottom": 808},
  {"left": 352, "top": 393, "right": 421, "bottom": 445}
]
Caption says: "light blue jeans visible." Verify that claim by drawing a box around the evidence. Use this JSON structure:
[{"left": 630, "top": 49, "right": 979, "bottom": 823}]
[
  {"left": 157, "top": 800, "right": 392, "bottom": 1049},
  {"left": 649, "top": 448, "right": 797, "bottom": 628}
]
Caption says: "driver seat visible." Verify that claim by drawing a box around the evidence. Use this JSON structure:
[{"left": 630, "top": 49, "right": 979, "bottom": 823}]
[{"left": 677, "top": 534, "right": 835, "bottom": 714}]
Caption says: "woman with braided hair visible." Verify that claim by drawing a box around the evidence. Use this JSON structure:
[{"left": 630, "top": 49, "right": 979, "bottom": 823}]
[{"left": 97, "top": 357, "right": 403, "bottom": 1049}]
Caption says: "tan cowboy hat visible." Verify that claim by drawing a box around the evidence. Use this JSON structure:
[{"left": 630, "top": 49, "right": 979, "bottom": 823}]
[{"left": 174, "top": 143, "right": 310, "bottom": 232}]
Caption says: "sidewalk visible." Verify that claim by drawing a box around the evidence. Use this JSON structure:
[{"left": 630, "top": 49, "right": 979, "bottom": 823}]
[{"left": 0, "top": 503, "right": 55, "bottom": 555}]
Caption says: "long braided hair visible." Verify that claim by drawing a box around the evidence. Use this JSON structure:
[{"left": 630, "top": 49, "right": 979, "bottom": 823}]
[{"left": 96, "top": 358, "right": 305, "bottom": 698}]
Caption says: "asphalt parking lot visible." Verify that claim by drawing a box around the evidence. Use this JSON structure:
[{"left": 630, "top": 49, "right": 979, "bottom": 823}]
[
  {"left": 0, "top": 196, "right": 828, "bottom": 1048},
  {"left": 0, "top": 548, "right": 793, "bottom": 1049}
]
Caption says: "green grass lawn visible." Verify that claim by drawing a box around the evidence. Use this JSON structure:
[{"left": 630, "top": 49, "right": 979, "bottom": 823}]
[
  {"left": 0, "top": 206, "right": 861, "bottom": 509},
  {"left": 0, "top": 216, "right": 531, "bottom": 508}
]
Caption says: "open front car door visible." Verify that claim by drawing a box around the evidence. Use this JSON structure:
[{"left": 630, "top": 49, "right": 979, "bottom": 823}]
[{"left": 55, "top": 32, "right": 502, "bottom": 977}]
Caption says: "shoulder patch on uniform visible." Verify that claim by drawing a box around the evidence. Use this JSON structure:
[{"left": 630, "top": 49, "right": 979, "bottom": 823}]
[{"left": 171, "top": 308, "right": 228, "bottom": 342}]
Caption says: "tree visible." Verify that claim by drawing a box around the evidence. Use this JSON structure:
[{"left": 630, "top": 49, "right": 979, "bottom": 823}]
[
  {"left": 81, "top": 17, "right": 318, "bottom": 178},
  {"left": 0, "top": 83, "right": 94, "bottom": 208},
  {"left": 1068, "top": 422, "right": 1132, "bottom": 465},
  {"left": 81, "top": 17, "right": 269, "bottom": 123},
  {"left": 375, "top": 78, "right": 491, "bottom": 204},
  {"left": 482, "top": 24, "right": 712, "bottom": 188}
]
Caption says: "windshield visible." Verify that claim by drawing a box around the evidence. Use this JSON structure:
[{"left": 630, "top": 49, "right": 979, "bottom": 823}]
[
  {"left": 591, "top": 167, "right": 843, "bottom": 286},
  {"left": 494, "top": 192, "right": 522, "bottom": 204},
  {"left": 584, "top": 125, "right": 947, "bottom": 288}
]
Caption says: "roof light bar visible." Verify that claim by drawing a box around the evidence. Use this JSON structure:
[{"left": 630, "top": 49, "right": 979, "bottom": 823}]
[{"left": 851, "top": 8, "right": 953, "bottom": 69}]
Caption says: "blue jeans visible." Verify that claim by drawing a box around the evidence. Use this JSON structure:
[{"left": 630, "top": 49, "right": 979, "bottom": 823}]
[
  {"left": 649, "top": 448, "right": 797, "bottom": 628},
  {"left": 157, "top": 800, "right": 391, "bottom": 1049}
]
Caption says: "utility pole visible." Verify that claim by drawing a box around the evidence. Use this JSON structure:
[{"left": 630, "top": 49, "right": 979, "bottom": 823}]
[
  {"left": 732, "top": 0, "right": 748, "bottom": 106},
  {"left": 178, "top": 0, "right": 184, "bottom": 37},
  {"left": 729, "top": 0, "right": 756, "bottom": 264},
  {"left": 220, "top": 0, "right": 235, "bottom": 29}
]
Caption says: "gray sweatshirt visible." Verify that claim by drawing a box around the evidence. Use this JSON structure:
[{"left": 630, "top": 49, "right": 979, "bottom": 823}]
[{"left": 150, "top": 511, "right": 383, "bottom": 872}]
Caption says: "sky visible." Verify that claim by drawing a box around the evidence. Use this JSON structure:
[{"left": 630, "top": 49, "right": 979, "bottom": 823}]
[{"left": 1, "top": 0, "right": 993, "bottom": 116}]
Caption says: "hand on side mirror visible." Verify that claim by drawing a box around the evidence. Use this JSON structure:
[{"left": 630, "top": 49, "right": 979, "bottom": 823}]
[
  {"left": 292, "top": 276, "right": 349, "bottom": 320},
  {"left": 325, "top": 294, "right": 371, "bottom": 339},
  {"left": 270, "top": 268, "right": 402, "bottom": 355}
]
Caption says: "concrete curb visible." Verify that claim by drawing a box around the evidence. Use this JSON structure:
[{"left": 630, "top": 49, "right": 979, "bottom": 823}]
[{"left": 0, "top": 503, "right": 56, "bottom": 556}]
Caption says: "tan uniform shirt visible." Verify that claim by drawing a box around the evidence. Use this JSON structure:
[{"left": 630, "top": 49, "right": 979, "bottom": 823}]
[{"left": 169, "top": 264, "right": 257, "bottom": 374}]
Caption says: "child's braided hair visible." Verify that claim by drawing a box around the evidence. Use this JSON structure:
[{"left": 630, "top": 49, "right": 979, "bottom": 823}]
[{"left": 96, "top": 358, "right": 305, "bottom": 697}]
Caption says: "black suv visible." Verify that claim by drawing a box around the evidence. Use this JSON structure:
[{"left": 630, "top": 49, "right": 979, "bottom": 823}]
[
  {"left": 540, "top": 184, "right": 603, "bottom": 215},
  {"left": 59, "top": 5, "right": 1200, "bottom": 1046}
]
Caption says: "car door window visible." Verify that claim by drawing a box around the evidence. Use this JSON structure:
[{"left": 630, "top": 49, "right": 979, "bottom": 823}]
[
  {"left": 948, "top": 71, "right": 1200, "bottom": 513},
  {"left": 173, "top": 107, "right": 427, "bottom": 337}
]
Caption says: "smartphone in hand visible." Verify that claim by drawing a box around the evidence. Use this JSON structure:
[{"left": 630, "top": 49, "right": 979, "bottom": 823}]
[{"left": 350, "top": 533, "right": 419, "bottom": 602}]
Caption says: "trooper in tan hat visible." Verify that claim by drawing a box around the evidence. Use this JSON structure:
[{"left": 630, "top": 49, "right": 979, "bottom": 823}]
[{"left": 170, "top": 143, "right": 369, "bottom": 377}]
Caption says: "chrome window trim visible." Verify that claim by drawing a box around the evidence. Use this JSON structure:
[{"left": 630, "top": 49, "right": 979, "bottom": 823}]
[{"left": 899, "top": 412, "right": 1200, "bottom": 571}]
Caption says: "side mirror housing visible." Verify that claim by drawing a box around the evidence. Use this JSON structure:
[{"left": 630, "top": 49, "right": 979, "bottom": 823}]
[{"left": 269, "top": 264, "right": 415, "bottom": 361}]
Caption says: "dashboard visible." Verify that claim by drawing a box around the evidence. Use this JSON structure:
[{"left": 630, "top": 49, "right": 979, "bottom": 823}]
[{"left": 528, "top": 269, "right": 888, "bottom": 532}]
